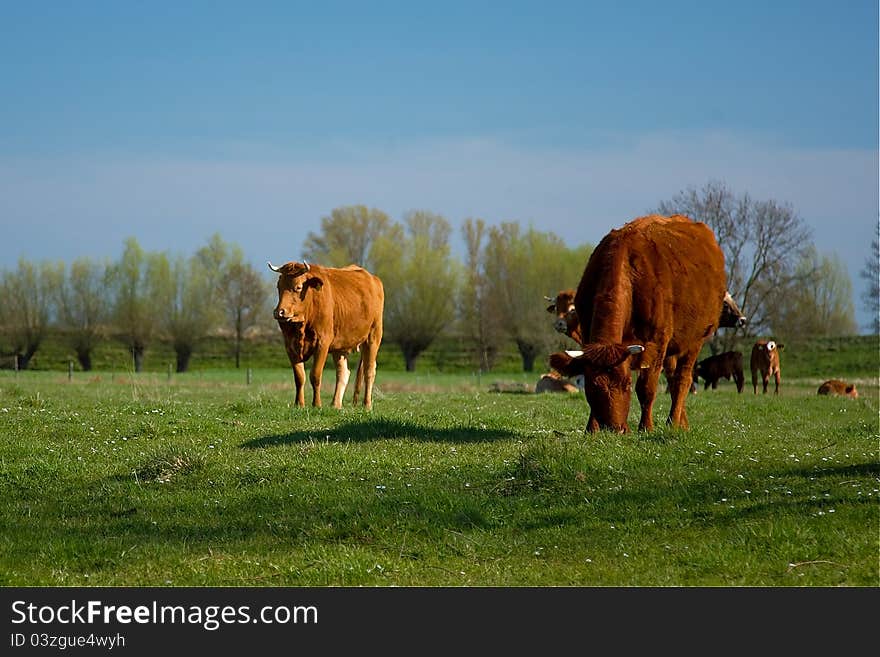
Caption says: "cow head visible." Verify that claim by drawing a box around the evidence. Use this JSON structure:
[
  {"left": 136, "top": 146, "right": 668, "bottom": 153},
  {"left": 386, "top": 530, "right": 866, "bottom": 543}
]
[
  {"left": 846, "top": 384, "right": 859, "bottom": 398},
  {"left": 718, "top": 291, "right": 747, "bottom": 328},
  {"left": 268, "top": 260, "right": 324, "bottom": 323},
  {"left": 545, "top": 289, "right": 581, "bottom": 343},
  {"left": 549, "top": 343, "right": 645, "bottom": 433}
]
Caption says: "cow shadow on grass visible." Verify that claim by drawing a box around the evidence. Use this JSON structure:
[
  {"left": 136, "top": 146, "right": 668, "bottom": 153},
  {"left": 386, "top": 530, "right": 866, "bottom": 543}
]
[{"left": 241, "top": 417, "right": 521, "bottom": 449}]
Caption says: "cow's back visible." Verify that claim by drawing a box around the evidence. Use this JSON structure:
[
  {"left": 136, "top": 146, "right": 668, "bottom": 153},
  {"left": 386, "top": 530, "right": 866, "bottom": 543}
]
[{"left": 575, "top": 214, "right": 725, "bottom": 352}]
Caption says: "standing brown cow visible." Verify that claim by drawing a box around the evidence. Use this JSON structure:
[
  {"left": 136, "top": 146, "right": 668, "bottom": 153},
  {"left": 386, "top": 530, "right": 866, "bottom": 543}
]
[
  {"left": 549, "top": 214, "right": 727, "bottom": 433},
  {"left": 750, "top": 340, "right": 784, "bottom": 395},
  {"left": 269, "top": 261, "right": 384, "bottom": 409}
]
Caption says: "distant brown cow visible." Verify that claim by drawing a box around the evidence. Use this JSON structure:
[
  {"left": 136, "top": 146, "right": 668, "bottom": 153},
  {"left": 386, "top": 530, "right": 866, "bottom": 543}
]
[
  {"left": 269, "top": 260, "right": 384, "bottom": 409},
  {"left": 750, "top": 340, "right": 784, "bottom": 395},
  {"left": 694, "top": 351, "right": 745, "bottom": 393},
  {"left": 817, "top": 379, "right": 859, "bottom": 398},
  {"left": 549, "top": 214, "right": 727, "bottom": 433}
]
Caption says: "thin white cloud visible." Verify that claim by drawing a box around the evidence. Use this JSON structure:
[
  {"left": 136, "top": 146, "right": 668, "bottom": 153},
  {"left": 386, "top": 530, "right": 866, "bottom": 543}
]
[{"left": 1, "top": 131, "right": 876, "bottom": 326}]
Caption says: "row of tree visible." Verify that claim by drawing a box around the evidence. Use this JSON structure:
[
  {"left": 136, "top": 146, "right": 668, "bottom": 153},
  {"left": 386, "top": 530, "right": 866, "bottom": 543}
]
[
  {"left": 1, "top": 181, "right": 874, "bottom": 373},
  {"left": 0, "top": 236, "right": 269, "bottom": 372}
]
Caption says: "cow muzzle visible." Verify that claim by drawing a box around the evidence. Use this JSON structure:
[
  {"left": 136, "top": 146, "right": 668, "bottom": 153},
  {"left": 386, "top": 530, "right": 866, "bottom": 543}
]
[
  {"left": 736, "top": 316, "right": 747, "bottom": 328},
  {"left": 554, "top": 318, "right": 568, "bottom": 333},
  {"left": 274, "top": 307, "right": 300, "bottom": 322}
]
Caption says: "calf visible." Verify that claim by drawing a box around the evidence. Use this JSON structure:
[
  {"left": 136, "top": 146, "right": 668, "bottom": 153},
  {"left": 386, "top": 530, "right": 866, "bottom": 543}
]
[
  {"left": 817, "top": 379, "right": 859, "bottom": 398},
  {"left": 694, "top": 351, "right": 744, "bottom": 393},
  {"left": 750, "top": 340, "right": 784, "bottom": 395}
]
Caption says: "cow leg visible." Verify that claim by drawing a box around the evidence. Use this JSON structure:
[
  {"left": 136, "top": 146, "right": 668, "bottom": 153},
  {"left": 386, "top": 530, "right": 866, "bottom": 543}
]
[
  {"left": 352, "top": 355, "right": 365, "bottom": 405},
  {"left": 310, "top": 345, "right": 331, "bottom": 407},
  {"left": 751, "top": 369, "right": 758, "bottom": 394},
  {"left": 762, "top": 372, "right": 769, "bottom": 394},
  {"left": 773, "top": 371, "right": 780, "bottom": 395},
  {"left": 734, "top": 370, "right": 744, "bottom": 393},
  {"left": 331, "top": 353, "right": 350, "bottom": 409},
  {"left": 355, "top": 339, "right": 379, "bottom": 410},
  {"left": 292, "top": 361, "right": 306, "bottom": 407},
  {"left": 667, "top": 357, "right": 697, "bottom": 429},
  {"left": 635, "top": 367, "right": 661, "bottom": 432}
]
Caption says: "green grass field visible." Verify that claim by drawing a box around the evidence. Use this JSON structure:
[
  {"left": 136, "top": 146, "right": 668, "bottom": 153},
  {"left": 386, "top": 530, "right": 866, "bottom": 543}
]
[{"left": 1, "top": 345, "right": 877, "bottom": 586}]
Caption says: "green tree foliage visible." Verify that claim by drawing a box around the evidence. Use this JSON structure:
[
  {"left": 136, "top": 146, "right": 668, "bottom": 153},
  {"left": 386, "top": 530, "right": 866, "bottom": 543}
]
[
  {"left": 0, "top": 259, "right": 63, "bottom": 369},
  {"left": 223, "top": 252, "right": 270, "bottom": 368},
  {"left": 460, "top": 218, "right": 502, "bottom": 371},
  {"left": 55, "top": 257, "right": 111, "bottom": 371},
  {"left": 658, "top": 180, "right": 814, "bottom": 345},
  {"left": 372, "top": 211, "right": 459, "bottom": 372},
  {"left": 860, "top": 227, "right": 879, "bottom": 334},
  {"left": 302, "top": 205, "right": 393, "bottom": 269},
  {"left": 775, "top": 247, "right": 857, "bottom": 338},
  {"left": 163, "top": 234, "right": 235, "bottom": 372},
  {"left": 483, "top": 223, "right": 592, "bottom": 372},
  {"left": 107, "top": 238, "right": 173, "bottom": 372}
]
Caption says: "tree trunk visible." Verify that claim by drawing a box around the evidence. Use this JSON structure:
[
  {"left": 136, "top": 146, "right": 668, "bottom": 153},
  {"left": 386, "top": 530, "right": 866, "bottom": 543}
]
[
  {"left": 131, "top": 344, "right": 145, "bottom": 373},
  {"left": 516, "top": 340, "right": 539, "bottom": 372},
  {"left": 175, "top": 345, "right": 193, "bottom": 373},
  {"left": 76, "top": 348, "right": 92, "bottom": 372},
  {"left": 234, "top": 333, "right": 242, "bottom": 369}
]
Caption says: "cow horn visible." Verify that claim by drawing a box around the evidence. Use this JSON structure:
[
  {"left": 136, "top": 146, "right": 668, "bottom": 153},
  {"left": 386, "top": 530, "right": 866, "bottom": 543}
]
[
  {"left": 267, "top": 261, "right": 282, "bottom": 273},
  {"left": 544, "top": 295, "right": 556, "bottom": 302},
  {"left": 627, "top": 345, "right": 646, "bottom": 354},
  {"left": 302, "top": 260, "right": 310, "bottom": 272}
]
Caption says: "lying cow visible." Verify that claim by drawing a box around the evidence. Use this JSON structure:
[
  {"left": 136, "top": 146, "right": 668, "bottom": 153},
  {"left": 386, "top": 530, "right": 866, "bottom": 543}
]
[
  {"left": 535, "top": 371, "right": 580, "bottom": 394},
  {"left": 750, "top": 340, "right": 784, "bottom": 395},
  {"left": 549, "top": 214, "right": 727, "bottom": 432},
  {"left": 694, "top": 351, "right": 744, "bottom": 393},
  {"left": 817, "top": 379, "right": 859, "bottom": 398},
  {"left": 269, "top": 260, "right": 384, "bottom": 409}
]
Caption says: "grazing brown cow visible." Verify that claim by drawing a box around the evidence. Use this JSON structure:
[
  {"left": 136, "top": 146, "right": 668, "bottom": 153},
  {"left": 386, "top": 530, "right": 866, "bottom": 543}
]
[
  {"left": 269, "top": 260, "right": 384, "bottom": 409},
  {"left": 549, "top": 214, "right": 727, "bottom": 433},
  {"left": 694, "top": 351, "right": 745, "bottom": 393},
  {"left": 750, "top": 340, "right": 784, "bottom": 395},
  {"left": 817, "top": 379, "right": 859, "bottom": 398}
]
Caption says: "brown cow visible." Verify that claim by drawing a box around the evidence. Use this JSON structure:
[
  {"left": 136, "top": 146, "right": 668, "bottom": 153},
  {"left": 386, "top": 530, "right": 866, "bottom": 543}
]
[
  {"left": 817, "top": 379, "right": 858, "bottom": 398},
  {"left": 549, "top": 214, "right": 727, "bottom": 432},
  {"left": 694, "top": 351, "right": 745, "bottom": 393},
  {"left": 750, "top": 340, "right": 784, "bottom": 395},
  {"left": 269, "top": 260, "right": 384, "bottom": 409}
]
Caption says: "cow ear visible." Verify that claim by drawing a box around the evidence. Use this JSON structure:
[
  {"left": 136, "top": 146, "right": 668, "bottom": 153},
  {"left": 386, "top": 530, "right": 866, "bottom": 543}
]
[
  {"left": 776, "top": 343, "right": 784, "bottom": 350},
  {"left": 546, "top": 303, "right": 556, "bottom": 313},
  {"left": 581, "top": 342, "right": 641, "bottom": 368},
  {"left": 306, "top": 276, "right": 324, "bottom": 291}
]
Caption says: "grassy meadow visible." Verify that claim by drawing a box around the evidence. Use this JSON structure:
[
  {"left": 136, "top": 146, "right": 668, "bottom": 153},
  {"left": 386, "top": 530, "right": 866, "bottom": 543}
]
[{"left": 0, "top": 338, "right": 877, "bottom": 587}]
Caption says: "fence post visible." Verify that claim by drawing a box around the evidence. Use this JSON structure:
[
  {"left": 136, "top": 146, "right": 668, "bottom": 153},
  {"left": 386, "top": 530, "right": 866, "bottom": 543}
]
[
  {"left": 247, "top": 368, "right": 252, "bottom": 385},
  {"left": 14, "top": 354, "right": 19, "bottom": 377},
  {"left": 68, "top": 360, "right": 73, "bottom": 382},
  {"left": 167, "top": 362, "right": 172, "bottom": 383}
]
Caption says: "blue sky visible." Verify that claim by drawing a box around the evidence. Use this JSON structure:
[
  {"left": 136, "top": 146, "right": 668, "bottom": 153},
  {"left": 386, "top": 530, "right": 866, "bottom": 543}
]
[{"left": 2, "top": 1, "right": 878, "bottom": 329}]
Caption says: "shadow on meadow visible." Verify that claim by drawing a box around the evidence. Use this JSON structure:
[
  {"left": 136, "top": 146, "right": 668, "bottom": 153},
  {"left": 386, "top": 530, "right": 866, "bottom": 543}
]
[{"left": 241, "top": 417, "right": 521, "bottom": 449}]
